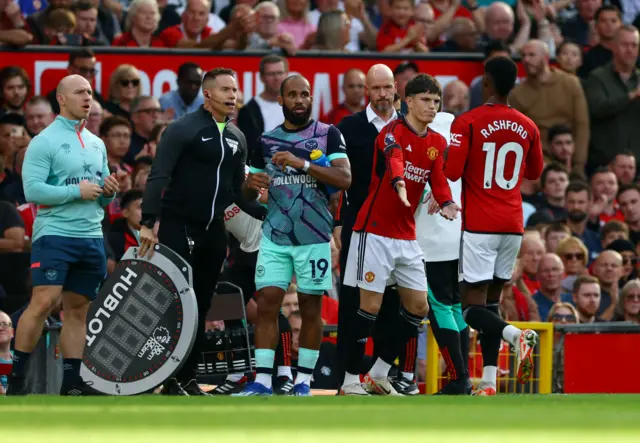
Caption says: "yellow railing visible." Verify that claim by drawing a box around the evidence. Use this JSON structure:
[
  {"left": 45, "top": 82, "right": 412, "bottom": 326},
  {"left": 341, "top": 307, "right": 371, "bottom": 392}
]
[{"left": 425, "top": 321, "right": 554, "bottom": 394}]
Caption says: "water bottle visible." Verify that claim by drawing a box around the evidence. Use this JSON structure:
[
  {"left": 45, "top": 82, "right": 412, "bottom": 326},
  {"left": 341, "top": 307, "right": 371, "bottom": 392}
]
[{"left": 309, "top": 150, "right": 339, "bottom": 195}]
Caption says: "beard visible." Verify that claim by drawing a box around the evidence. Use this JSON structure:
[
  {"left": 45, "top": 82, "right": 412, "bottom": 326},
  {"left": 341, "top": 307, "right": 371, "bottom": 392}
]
[
  {"left": 567, "top": 210, "right": 588, "bottom": 222},
  {"left": 372, "top": 98, "right": 391, "bottom": 113},
  {"left": 283, "top": 104, "right": 312, "bottom": 126}
]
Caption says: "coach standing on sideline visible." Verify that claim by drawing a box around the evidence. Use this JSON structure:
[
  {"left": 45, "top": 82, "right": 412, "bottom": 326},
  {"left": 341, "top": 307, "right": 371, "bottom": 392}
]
[
  {"left": 8, "top": 75, "right": 119, "bottom": 396},
  {"left": 139, "top": 68, "right": 264, "bottom": 396}
]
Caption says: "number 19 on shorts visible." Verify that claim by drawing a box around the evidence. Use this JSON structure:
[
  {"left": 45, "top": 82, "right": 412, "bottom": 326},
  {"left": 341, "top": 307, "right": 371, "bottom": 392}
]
[{"left": 310, "top": 259, "right": 329, "bottom": 279}]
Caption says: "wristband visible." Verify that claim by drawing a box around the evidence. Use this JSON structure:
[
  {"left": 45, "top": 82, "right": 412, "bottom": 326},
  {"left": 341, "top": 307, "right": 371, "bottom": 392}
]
[{"left": 302, "top": 160, "right": 310, "bottom": 172}]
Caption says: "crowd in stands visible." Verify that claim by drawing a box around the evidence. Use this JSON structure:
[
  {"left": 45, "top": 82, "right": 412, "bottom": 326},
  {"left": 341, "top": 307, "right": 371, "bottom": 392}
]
[{"left": 1, "top": 0, "right": 640, "bottom": 393}]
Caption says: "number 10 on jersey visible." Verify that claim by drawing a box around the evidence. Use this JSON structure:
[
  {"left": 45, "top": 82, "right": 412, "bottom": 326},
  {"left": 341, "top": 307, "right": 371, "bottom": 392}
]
[{"left": 482, "top": 142, "right": 524, "bottom": 190}]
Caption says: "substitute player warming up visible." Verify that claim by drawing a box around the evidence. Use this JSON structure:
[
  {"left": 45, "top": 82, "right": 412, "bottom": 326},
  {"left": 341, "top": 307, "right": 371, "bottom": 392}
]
[
  {"left": 444, "top": 57, "right": 545, "bottom": 395},
  {"left": 341, "top": 74, "right": 460, "bottom": 396},
  {"left": 7, "top": 75, "right": 119, "bottom": 396},
  {"left": 235, "top": 75, "right": 351, "bottom": 396}
]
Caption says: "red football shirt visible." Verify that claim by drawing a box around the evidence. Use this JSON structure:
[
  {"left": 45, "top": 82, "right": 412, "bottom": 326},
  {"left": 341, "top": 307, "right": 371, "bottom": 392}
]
[
  {"left": 321, "top": 103, "right": 354, "bottom": 126},
  {"left": 353, "top": 116, "right": 453, "bottom": 240},
  {"left": 158, "top": 24, "right": 214, "bottom": 48},
  {"left": 17, "top": 203, "right": 36, "bottom": 239},
  {"left": 376, "top": 19, "right": 414, "bottom": 51},
  {"left": 445, "top": 103, "right": 544, "bottom": 234},
  {"left": 112, "top": 32, "right": 167, "bottom": 47}
]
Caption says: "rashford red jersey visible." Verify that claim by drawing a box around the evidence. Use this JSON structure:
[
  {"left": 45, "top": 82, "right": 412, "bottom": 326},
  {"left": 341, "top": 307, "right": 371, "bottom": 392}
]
[
  {"left": 444, "top": 103, "right": 544, "bottom": 235},
  {"left": 353, "top": 115, "right": 453, "bottom": 240}
]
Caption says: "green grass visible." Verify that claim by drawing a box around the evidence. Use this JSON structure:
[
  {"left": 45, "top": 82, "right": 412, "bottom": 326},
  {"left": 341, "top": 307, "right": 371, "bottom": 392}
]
[{"left": 2, "top": 395, "right": 639, "bottom": 442}]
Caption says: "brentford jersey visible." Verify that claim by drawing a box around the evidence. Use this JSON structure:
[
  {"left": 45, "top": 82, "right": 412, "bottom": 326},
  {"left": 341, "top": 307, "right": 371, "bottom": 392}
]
[
  {"left": 353, "top": 115, "right": 453, "bottom": 240},
  {"left": 445, "top": 103, "right": 544, "bottom": 234}
]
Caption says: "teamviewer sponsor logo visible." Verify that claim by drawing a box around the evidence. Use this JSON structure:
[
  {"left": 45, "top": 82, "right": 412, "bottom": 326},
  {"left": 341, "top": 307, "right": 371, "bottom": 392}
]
[{"left": 404, "top": 161, "right": 430, "bottom": 184}]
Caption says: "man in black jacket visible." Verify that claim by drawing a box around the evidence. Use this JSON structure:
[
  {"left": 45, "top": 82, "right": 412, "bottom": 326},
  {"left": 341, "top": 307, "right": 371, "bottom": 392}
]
[{"left": 139, "top": 68, "right": 265, "bottom": 396}]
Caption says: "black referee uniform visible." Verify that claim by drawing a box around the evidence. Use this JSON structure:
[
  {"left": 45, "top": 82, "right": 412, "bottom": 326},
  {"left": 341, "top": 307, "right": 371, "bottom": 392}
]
[{"left": 141, "top": 106, "right": 264, "bottom": 394}]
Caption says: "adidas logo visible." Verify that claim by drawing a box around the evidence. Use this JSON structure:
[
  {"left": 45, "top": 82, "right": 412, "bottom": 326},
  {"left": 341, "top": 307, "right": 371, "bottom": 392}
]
[{"left": 406, "top": 144, "right": 412, "bottom": 152}]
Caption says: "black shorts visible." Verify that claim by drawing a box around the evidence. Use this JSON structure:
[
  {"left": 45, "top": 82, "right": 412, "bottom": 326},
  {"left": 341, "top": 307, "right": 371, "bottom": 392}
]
[
  {"left": 221, "top": 248, "right": 258, "bottom": 305},
  {"left": 425, "top": 260, "right": 460, "bottom": 306}
]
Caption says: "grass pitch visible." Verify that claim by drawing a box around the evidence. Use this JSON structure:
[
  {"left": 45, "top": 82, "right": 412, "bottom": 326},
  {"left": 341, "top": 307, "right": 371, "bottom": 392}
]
[{"left": 2, "top": 395, "right": 639, "bottom": 442}]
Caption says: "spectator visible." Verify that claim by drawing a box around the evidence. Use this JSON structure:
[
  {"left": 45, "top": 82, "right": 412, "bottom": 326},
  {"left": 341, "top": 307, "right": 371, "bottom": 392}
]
[
  {"left": 600, "top": 219, "right": 630, "bottom": 248},
  {"left": 46, "top": 49, "right": 107, "bottom": 115},
  {"left": 2, "top": 144, "right": 25, "bottom": 205},
  {"left": 556, "top": 40, "right": 583, "bottom": 76},
  {"left": 0, "top": 199, "right": 24, "bottom": 251},
  {"left": 0, "top": 0, "right": 32, "bottom": 48},
  {"left": 592, "top": 249, "right": 623, "bottom": 319},
  {"left": 91, "top": 0, "right": 123, "bottom": 43},
  {"left": 616, "top": 279, "right": 640, "bottom": 323},
  {"left": 159, "top": 63, "right": 204, "bottom": 120},
  {"left": 86, "top": 100, "right": 104, "bottom": 136},
  {"left": 376, "top": 0, "right": 428, "bottom": 53},
  {"left": 218, "top": 0, "right": 257, "bottom": 25},
  {"left": 578, "top": 5, "right": 623, "bottom": 79},
  {"left": 247, "top": 0, "right": 297, "bottom": 54},
  {"left": 278, "top": 0, "right": 316, "bottom": 49},
  {"left": 482, "top": 1, "right": 530, "bottom": 54},
  {"left": 469, "top": 39, "right": 511, "bottom": 110},
  {"left": 393, "top": 60, "right": 418, "bottom": 113},
  {"left": 589, "top": 167, "right": 623, "bottom": 227},
  {"left": 0, "top": 309, "right": 12, "bottom": 394},
  {"left": 442, "top": 79, "right": 469, "bottom": 116},
  {"left": 132, "top": 156, "right": 153, "bottom": 190},
  {"left": 433, "top": 17, "right": 481, "bottom": 53},
  {"left": 556, "top": 236, "right": 589, "bottom": 293},
  {"left": 71, "top": 1, "right": 110, "bottom": 45},
  {"left": 532, "top": 253, "right": 573, "bottom": 320},
  {"left": 24, "top": 96, "right": 54, "bottom": 137},
  {"left": 572, "top": 275, "right": 602, "bottom": 323},
  {"left": 0, "top": 66, "right": 29, "bottom": 115},
  {"left": 113, "top": 0, "right": 166, "bottom": 47},
  {"left": 547, "top": 124, "right": 574, "bottom": 171},
  {"left": 308, "top": 0, "right": 339, "bottom": 26},
  {"left": 606, "top": 238, "right": 637, "bottom": 284},
  {"left": 100, "top": 115, "right": 133, "bottom": 175},
  {"left": 0, "top": 112, "right": 29, "bottom": 180},
  {"left": 519, "top": 234, "right": 546, "bottom": 293},
  {"left": 585, "top": 25, "right": 640, "bottom": 172},
  {"left": 134, "top": 122, "right": 167, "bottom": 161},
  {"left": 25, "top": 0, "right": 73, "bottom": 44},
  {"left": 609, "top": 151, "right": 637, "bottom": 186},
  {"left": 322, "top": 68, "right": 365, "bottom": 125},
  {"left": 565, "top": 181, "right": 602, "bottom": 262},
  {"left": 314, "top": 10, "right": 351, "bottom": 50},
  {"left": 544, "top": 221, "right": 572, "bottom": 253},
  {"left": 108, "top": 189, "right": 143, "bottom": 260},
  {"left": 40, "top": 8, "right": 77, "bottom": 45},
  {"left": 105, "top": 64, "right": 142, "bottom": 119},
  {"left": 282, "top": 283, "right": 299, "bottom": 317},
  {"left": 509, "top": 39, "right": 590, "bottom": 175},
  {"left": 533, "top": 163, "right": 570, "bottom": 221},
  {"left": 618, "top": 184, "right": 640, "bottom": 244},
  {"left": 561, "top": 0, "right": 601, "bottom": 47},
  {"left": 237, "top": 54, "right": 288, "bottom": 159},
  {"left": 343, "top": 0, "right": 377, "bottom": 51},
  {"left": 126, "top": 95, "right": 162, "bottom": 164},
  {"left": 548, "top": 301, "right": 579, "bottom": 393},
  {"left": 428, "top": 0, "right": 481, "bottom": 46}
]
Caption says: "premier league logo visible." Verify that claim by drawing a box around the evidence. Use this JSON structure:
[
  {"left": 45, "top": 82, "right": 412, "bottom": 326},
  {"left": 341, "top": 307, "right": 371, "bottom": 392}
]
[
  {"left": 81, "top": 244, "right": 198, "bottom": 395},
  {"left": 384, "top": 133, "right": 396, "bottom": 146}
]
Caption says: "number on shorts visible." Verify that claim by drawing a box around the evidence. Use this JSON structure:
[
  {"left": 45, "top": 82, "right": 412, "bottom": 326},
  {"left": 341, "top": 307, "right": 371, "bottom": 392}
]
[
  {"left": 310, "top": 258, "right": 329, "bottom": 278},
  {"left": 482, "top": 142, "right": 524, "bottom": 190}
]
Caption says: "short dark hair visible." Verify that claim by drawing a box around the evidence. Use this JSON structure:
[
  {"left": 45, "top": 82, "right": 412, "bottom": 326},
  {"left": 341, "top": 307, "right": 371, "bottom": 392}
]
[
  {"left": 393, "top": 60, "right": 419, "bottom": 77},
  {"left": 557, "top": 39, "right": 580, "bottom": 55},
  {"left": 483, "top": 40, "right": 510, "bottom": 60},
  {"left": 72, "top": 1, "right": 96, "bottom": 13},
  {"left": 545, "top": 222, "right": 571, "bottom": 239},
  {"left": 0, "top": 66, "right": 31, "bottom": 100},
  {"left": 591, "top": 166, "right": 615, "bottom": 182},
  {"left": 99, "top": 115, "right": 131, "bottom": 137},
  {"left": 280, "top": 74, "right": 309, "bottom": 97},
  {"left": 573, "top": 275, "right": 600, "bottom": 295},
  {"left": 595, "top": 4, "right": 621, "bottom": 22},
  {"left": 484, "top": 56, "right": 518, "bottom": 97},
  {"left": 26, "top": 95, "right": 52, "bottom": 109},
  {"left": 259, "top": 54, "right": 288, "bottom": 75},
  {"left": 404, "top": 73, "right": 441, "bottom": 98},
  {"left": 565, "top": 180, "right": 592, "bottom": 199},
  {"left": 548, "top": 125, "right": 572, "bottom": 144},
  {"left": 120, "top": 189, "right": 143, "bottom": 210},
  {"left": 612, "top": 150, "right": 636, "bottom": 163},
  {"left": 617, "top": 183, "right": 640, "bottom": 201},
  {"left": 601, "top": 220, "right": 629, "bottom": 239},
  {"left": 203, "top": 68, "right": 235, "bottom": 86},
  {"left": 68, "top": 48, "right": 95, "bottom": 65},
  {"left": 130, "top": 95, "right": 155, "bottom": 114},
  {"left": 540, "top": 162, "right": 569, "bottom": 189},
  {"left": 177, "top": 62, "right": 202, "bottom": 80}
]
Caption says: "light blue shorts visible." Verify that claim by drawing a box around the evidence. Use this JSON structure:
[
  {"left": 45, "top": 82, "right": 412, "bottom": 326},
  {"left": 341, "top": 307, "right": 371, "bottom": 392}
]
[{"left": 255, "top": 235, "right": 332, "bottom": 295}]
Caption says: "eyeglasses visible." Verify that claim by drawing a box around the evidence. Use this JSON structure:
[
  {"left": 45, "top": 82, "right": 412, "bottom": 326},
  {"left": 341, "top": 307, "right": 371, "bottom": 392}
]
[
  {"left": 120, "top": 79, "right": 140, "bottom": 87},
  {"left": 0, "top": 321, "right": 12, "bottom": 328},
  {"left": 136, "top": 108, "right": 161, "bottom": 115},
  {"left": 564, "top": 252, "right": 585, "bottom": 261},
  {"left": 552, "top": 314, "right": 576, "bottom": 322},
  {"left": 73, "top": 67, "right": 98, "bottom": 77},
  {"left": 622, "top": 257, "right": 638, "bottom": 265}
]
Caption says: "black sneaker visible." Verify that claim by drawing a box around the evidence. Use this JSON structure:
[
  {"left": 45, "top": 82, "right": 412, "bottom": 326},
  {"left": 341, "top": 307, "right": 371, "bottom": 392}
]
[
  {"left": 6, "top": 375, "right": 27, "bottom": 396},
  {"left": 60, "top": 378, "right": 101, "bottom": 396},
  {"left": 160, "top": 378, "right": 189, "bottom": 396},
  {"left": 182, "top": 379, "right": 212, "bottom": 396},
  {"left": 390, "top": 376, "right": 419, "bottom": 396},
  {"left": 210, "top": 376, "right": 248, "bottom": 395},
  {"left": 273, "top": 376, "right": 294, "bottom": 395},
  {"left": 435, "top": 378, "right": 472, "bottom": 395}
]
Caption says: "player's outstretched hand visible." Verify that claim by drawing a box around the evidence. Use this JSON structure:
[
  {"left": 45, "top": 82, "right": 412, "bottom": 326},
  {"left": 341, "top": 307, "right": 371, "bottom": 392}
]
[
  {"left": 246, "top": 172, "right": 271, "bottom": 192},
  {"left": 272, "top": 151, "right": 304, "bottom": 170},
  {"left": 424, "top": 191, "right": 441, "bottom": 215},
  {"left": 440, "top": 203, "right": 461, "bottom": 220},
  {"left": 79, "top": 180, "right": 103, "bottom": 201},
  {"left": 138, "top": 225, "right": 158, "bottom": 259},
  {"left": 102, "top": 173, "right": 120, "bottom": 198},
  {"left": 395, "top": 181, "right": 411, "bottom": 207}
]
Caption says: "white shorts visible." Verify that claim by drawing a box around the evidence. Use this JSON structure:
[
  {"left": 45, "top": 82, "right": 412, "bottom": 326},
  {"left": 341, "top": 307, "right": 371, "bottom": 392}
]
[
  {"left": 343, "top": 232, "right": 427, "bottom": 293},
  {"left": 459, "top": 232, "right": 522, "bottom": 284}
]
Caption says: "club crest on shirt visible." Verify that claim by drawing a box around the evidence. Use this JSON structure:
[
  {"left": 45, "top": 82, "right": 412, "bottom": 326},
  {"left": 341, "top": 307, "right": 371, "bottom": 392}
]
[
  {"left": 61, "top": 143, "right": 71, "bottom": 154},
  {"left": 305, "top": 139, "right": 318, "bottom": 150},
  {"left": 427, "top": 147, "right": 439, "bottom": 160},
  {"left": 365, "top": 271, "right": 375, "bottom": 283},
  {"left": 384, "top": 133, "right": 395, "bottom": 146}
]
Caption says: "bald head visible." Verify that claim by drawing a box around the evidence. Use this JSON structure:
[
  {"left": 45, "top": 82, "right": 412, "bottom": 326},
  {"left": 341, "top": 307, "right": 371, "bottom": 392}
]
[
  {"left": 443, "top": 80, "right": 469, "bottom": 116},
  {"left": 366, "top": 64, "right": 395, "bottom": 116},
  {"left": 56, "top": 74, "right": 93, "bottom": 121},
  {"left": 522, "top": 39, "right": 550, "bottom": 79},
  {"left": 486, "top": 1, "right": 513, "bottom": 20},
  {"left": 57, "top": 74, "right": 91, "bottom": 96},
  {"left": 280, "top": 74, "right": 310, "bottom": 97},
  {"left": 366, "top": 64, "right": 394, "bottom": 86},
  {"left": 485, "top": 2, "right": 514, "bottom": 41},
  {"left": 523, "top": 39, "right": 550, "bottom": 57}
]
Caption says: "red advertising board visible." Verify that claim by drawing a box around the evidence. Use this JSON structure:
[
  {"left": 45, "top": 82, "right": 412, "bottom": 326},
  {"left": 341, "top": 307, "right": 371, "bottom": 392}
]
[
  {"left": 564, "top": 333, "right": 640, "bottom": 393},
  {"left": 0, "top": 49, "right": 515, "bottom": 119}
]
